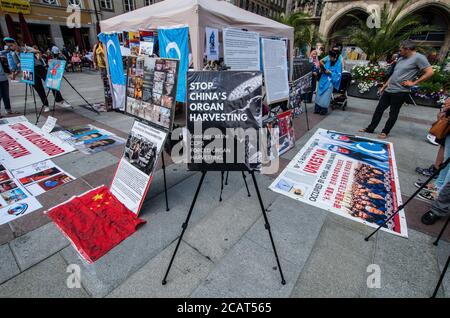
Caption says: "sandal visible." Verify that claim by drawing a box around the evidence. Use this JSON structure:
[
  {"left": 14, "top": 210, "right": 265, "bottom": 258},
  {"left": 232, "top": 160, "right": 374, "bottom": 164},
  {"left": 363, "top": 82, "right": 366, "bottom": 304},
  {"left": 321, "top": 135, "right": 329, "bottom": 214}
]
[
  {"left": 377, "top": 133, "right": 388, "bottom": 139},
  {"left": 359, "top": 128, "right": 373, "bottom": 133}
]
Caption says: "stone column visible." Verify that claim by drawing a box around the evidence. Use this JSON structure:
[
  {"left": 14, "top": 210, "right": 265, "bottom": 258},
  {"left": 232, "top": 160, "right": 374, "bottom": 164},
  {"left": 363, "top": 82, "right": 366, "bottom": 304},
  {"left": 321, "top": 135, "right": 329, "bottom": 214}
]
[{"left": 50, "top": 23, "right": 65, "bottom": 48}]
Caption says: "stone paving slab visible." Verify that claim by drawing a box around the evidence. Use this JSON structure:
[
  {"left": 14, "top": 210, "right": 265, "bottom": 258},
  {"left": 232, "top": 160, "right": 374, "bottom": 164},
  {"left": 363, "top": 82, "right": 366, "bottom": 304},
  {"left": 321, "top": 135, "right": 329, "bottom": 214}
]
[
  {"left": 0, "top": 254, "right": 89, "bottom": 298},
  {"left": 107, "top": 241, "right": 214, "bottom": 298},
  {"left": 0, "top": 244, "right": 20, "bottom": 285},
  {"left": 0, "top": 224, "right": 14, "bottom": 246},
  {"left": 9, "top": 223, "right": 70, "bottom": 271},
  {"left": 191, "top": 237, "right": 297, "bottom": 298},
  {"left": 436, "top": 240, "right": 450, "bottom": 297}
]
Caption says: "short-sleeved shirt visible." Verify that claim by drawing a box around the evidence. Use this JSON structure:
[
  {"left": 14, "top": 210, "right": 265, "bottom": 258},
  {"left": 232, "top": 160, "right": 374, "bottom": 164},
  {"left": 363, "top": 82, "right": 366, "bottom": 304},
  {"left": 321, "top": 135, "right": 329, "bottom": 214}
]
[{"left": 386, "top": 52, "right": 431, "bottom": 93}]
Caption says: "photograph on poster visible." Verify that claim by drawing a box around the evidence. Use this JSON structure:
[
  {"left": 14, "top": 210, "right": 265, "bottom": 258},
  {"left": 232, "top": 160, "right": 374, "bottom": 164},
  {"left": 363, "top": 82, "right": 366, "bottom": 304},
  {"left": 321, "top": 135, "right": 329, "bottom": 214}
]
[{"left": 0, "top": 180, "right": 17, "bottom": 193}]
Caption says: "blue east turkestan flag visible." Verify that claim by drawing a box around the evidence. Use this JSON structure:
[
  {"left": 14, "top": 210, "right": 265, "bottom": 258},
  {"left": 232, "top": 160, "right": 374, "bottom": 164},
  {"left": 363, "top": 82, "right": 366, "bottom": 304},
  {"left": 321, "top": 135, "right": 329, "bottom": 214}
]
[
  {"left": 158, "top": 26, "right": 189, "bottom": 102},
  {"left": 98, "top": 33, "right": 125, "bottom": 85}
]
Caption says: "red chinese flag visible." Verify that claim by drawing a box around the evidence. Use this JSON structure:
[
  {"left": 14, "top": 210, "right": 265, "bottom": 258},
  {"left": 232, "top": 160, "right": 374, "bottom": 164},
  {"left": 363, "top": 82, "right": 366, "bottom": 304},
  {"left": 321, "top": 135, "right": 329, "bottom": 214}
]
[{"left": 47, "top": 185, "right": 146, "bottom": 263}]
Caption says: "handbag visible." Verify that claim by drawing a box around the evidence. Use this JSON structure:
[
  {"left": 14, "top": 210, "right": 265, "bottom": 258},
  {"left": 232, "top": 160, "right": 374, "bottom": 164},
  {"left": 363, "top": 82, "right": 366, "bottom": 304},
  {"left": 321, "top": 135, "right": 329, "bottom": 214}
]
[{"left": 429, "top": 116, "right": 450, "bottom": 140}]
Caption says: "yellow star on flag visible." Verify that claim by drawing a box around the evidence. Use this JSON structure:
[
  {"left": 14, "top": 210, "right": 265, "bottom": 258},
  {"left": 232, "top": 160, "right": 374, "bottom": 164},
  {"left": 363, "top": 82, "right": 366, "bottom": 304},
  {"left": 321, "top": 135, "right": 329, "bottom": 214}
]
[{"left": 93, "top": 193, "right": 104, "bottom": 201}]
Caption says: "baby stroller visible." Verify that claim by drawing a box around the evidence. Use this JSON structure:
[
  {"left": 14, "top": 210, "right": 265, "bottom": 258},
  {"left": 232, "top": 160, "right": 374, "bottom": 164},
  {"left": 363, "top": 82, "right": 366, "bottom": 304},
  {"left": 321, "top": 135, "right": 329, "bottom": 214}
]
[{"left": 331, "top": 71, "right": 351, "bottom": 111}]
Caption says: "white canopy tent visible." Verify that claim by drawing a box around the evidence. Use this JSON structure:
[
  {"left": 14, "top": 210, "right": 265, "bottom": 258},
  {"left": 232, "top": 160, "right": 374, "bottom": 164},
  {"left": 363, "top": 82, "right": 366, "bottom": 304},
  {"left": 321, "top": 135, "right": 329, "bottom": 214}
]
[{"left": 100, "top": 0, "right": 294, "bottom": 75}]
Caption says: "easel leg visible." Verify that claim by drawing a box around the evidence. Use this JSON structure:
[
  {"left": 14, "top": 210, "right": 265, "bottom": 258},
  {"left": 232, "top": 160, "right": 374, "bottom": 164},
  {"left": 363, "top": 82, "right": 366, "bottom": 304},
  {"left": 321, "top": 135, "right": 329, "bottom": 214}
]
[
  {"left": 432, "top": 254, "right": 450, "bottom": 298},
  {"left": 31, "top": 86, "right": 38, "bottom": 115},
  {"left": 63, "top": 76, "right": 100, "bottom": 114},
  {"left": 161, "top": 152, "right": 169, "bottom": 212},
  {"left": 162, "top": 171, "right": 207, "bottom": 285},
  {"left": 250, "top": 170, "right": 286, "bottom": 285},
  {"left": 304, "top": 101, "right": 310, "bottom": 131},
  {"left": 219, "top": 171, "right": 224, "bottom": 202},
  {"left": 35, "top": 88, "right": 52, "bottom": 124},
  {"left": 225, "top": 170, "right": 229, "bottom": 185},
  {"left": 23, "top": 84, "right": 28, "bottom": 116},
  {"left": 365, "top": 157, "right": 450, "bottom": 241},
  {"left": 433, "top": 217, "right": 450, "bottom": 246},
  {"left": 242, "top": 171, "right": 251, "bottom": 197}
]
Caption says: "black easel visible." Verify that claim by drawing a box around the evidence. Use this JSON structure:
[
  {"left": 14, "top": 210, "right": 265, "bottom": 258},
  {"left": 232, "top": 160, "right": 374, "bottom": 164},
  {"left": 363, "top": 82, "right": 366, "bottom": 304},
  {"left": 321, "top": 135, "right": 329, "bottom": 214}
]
[
  {"left": 219, "top": 171, "right": 251, "bottom": 201},
  {"left": 23, "top": 84, "right": 38, "bottom": 116},
  {"left": 303, "top": 100, "right": 310, "bottom": 131},
  {"left": 35, "top": 88, "right": 54, "bottom": 124},
  {"left": 162, "top": 170, "right": 286, "bottom": 286},
  {"left": 431, "top": 217, "right": 450, "bottom": 298},
  {"left": 364, "top": 156, "right": 450, "bottom": 241},
  {"left": 161, "top": 151, "right": 170, "bottom": 212}
]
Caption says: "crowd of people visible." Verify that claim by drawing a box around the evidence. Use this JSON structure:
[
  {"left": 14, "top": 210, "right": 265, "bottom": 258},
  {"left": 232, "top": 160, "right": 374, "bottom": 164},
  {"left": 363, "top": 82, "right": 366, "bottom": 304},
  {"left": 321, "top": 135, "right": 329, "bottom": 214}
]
[{"left": 0, "top": 37, "right": 106, "bottom": 117}]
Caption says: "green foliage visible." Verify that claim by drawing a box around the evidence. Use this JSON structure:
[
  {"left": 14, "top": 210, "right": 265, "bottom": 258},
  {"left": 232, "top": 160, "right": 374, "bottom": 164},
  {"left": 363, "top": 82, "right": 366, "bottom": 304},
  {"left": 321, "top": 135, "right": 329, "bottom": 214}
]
[{"left": 275, "top": 11, "right": 320, "bottom": 49}]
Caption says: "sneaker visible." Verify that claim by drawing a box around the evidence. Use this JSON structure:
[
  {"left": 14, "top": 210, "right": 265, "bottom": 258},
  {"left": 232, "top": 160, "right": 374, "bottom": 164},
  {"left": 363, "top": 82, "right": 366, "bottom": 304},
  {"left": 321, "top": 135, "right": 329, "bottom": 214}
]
[
  {"left": 56, "top": 100, "right": 72, "bottom": 108},
  {"left": 416, "top": 164, "right": 437, "bottom": 178},
  {"left": 426, "top": 134, "right": 439, "bottom": 146},
  {"left": 421, "top": 211, "right": 442, "bottom": 225},
  {"left": 418, "top": 189, "right": 437, "bottom": 202},
  {"left": 43, "top": 106, "right": 50, "bottom": 113},
  {"left": 414, "top": 180, "right": 437, "bottom": 191}
]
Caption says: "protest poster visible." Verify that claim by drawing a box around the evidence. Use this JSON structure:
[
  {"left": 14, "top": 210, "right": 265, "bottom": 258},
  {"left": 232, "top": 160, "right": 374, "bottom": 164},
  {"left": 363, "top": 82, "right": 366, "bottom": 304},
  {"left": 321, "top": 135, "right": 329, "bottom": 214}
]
[
  {"left": 0, "top": 164, "right": 42, "bottom": 225},
  {"left": 205, "top": 27, "right": 219, "bottom": 62},
  {"left": 269, "top": 128, "right": 407, "bottom": 237},
  {"left": 12, "top": 160, "right": 76, "bottom": 196},
  {"left": 110, "top": 120, "right": 167, "bottom": 214},
  {"left": 0, "top": 115, "right": 28, "bottom": 125},
  {"left": 262, "top": 110, "right": 294, "bottom": 160},
  {"left": 261, "top": 38, "right": 289, "bottom": 104},
  {"left": 158, "top": 26, "right": 189, "bottom": 102},
  {"left": 223, "top": 28, "right": 260, "bottom": 71},
  {"left": 292, "top": 57, "right": 312, "bottom": 81},
  {"left": 126, "top": 57, "right": 179, "bottom": 131},
  {"left": 0, "top": 121, "right": 75, "bottom": 170},
  {"left": 41, "top": 116, "right": 57, "bottom": 133},
  {"left": 45, "top": 59, "right": 66, "bottom": 91},
  {"left": 289, "top": 72, "right": 312, "bottom": 118},
  {"left": 19, "top": 52, "right": 35, "bottom": 85},
  {"left": 129, "top": 31, "right": 141, "bottom": 56},
  {"left": 187, "top": 71, "right": 263, "bottom": 171}
]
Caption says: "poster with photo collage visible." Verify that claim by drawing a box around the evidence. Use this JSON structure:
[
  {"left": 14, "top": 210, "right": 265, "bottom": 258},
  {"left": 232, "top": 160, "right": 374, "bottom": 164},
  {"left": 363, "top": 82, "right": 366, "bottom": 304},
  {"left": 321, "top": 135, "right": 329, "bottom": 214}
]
[{"left": 126, "top": 56, "right": 179, "bottom": 131}]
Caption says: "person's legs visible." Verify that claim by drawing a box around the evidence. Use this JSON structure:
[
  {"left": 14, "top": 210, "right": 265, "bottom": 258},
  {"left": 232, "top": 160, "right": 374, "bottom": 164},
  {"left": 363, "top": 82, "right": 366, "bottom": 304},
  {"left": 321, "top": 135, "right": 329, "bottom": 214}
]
[
  {"left": 52, "top": 90, "right": 64, "bottom": 103},
  {"left": 422, "top": 180, "right": 450, "bottom": 225},
  {"left": 33, "top": 66, "right": 49, "bottom": 106},
  {"left": 435, "top": 135, "right": 450, "bottom": 191},
  {"left": 0, "top": 80, "right": 11, "bottom": 112},
  {"left": 365, "top": 92, "right": 391, "bottom": 132},
  {"left": 381, "top": 93, "right": 408, "bottom": 135}
]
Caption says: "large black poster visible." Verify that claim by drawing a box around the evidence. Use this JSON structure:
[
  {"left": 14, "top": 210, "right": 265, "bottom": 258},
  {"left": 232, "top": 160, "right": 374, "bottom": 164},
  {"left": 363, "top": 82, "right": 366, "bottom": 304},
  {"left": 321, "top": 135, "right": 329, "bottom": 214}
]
[
  {"left": 187, "top": 71, "right": 263, "bottom": 171},
  {"left": 292, "top": 58, "right": 312, "bottom": 81}
]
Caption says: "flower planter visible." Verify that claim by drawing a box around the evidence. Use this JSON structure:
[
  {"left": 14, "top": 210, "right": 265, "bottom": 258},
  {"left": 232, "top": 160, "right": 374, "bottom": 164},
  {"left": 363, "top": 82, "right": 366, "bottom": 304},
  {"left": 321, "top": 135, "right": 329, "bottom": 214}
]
[
  {"left": 412, "top": 96, "right": 440, "bottom": 108},
  {"left": 348, "top": 83, "right": 379, "bottom": 100}
]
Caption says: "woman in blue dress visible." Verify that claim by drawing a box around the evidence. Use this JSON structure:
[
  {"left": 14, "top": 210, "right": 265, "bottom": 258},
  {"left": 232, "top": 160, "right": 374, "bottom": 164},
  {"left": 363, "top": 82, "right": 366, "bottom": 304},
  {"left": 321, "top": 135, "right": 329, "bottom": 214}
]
[{"left": 314, "top": 51, "right": 342, "bottom": 115}]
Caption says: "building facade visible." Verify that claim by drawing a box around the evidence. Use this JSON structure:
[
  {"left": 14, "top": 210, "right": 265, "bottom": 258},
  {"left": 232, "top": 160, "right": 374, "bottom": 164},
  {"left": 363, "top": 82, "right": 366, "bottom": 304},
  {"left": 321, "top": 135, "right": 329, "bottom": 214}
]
[{"left": 0, "top": 0, "right": 99, "bottom": 49}]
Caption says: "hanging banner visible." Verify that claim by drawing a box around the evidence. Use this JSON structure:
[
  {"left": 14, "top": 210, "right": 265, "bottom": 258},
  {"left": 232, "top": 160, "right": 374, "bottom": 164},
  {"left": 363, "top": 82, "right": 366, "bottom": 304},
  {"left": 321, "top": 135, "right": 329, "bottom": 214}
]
[
  {"left": 126, "top": 56, "right": 179, "bottom": 131},
  {"left": 0, "top": 121, "right": 75, "bottom": 170},
  {"left": 19, "top": 52, "right": 34, "bottom": 85},
  {"left": 158, "top": 25, "right": 189, "bottom": 102},
  {"left": 269, "top": 128, "right": 407, "bottom": 237},
  {"left": 205, "top": 27, "right": 219, "bottom": 62},
  {"left": 98, "top": 33, "right": 127, "bottom": 110},
  {"left": 187, "top": 71, "right": 263, "bottom": 171},
  {"left": 262, "top": 38, "right": 289, "bottom": 104},
  {"left": 45, "top": 59, "right": 66, "bottom": 91},
  {"left": 223, "top": 28, "right": 260, "bottom": 71},
  {"left": 110, "top": 120, "right": 167, "bottom": 214}
]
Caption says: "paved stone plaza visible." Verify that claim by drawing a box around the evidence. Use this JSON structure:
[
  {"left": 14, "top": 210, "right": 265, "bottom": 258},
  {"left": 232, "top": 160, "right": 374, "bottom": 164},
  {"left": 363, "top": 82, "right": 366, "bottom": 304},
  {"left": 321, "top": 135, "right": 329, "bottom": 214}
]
[{"left": 0, "top": 71, "right": 448, "bottom": 298}]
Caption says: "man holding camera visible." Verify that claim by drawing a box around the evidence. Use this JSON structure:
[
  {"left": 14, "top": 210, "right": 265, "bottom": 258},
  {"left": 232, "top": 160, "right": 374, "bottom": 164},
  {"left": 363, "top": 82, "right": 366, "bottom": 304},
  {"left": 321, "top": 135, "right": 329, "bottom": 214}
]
[{"left": 360, "top": 40, "right": 434, "bottom": 139}]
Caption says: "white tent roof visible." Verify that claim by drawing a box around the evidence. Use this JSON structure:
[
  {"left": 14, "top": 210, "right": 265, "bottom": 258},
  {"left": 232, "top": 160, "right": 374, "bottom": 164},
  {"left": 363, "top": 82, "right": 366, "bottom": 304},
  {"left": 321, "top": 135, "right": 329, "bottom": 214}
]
[{"left": 100, "top": 0, "right": 294, "bottom": 70}]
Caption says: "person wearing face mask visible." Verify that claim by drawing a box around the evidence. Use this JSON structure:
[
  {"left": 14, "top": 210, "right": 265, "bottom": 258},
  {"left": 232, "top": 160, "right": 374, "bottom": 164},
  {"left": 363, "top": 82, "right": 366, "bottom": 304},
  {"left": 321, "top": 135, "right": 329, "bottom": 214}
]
[
  {"left": 314, "top": 50, "right": 342, "bottom": 115},
  {"left": 359, "top": 40, "right": 433, "bottom": 139}
]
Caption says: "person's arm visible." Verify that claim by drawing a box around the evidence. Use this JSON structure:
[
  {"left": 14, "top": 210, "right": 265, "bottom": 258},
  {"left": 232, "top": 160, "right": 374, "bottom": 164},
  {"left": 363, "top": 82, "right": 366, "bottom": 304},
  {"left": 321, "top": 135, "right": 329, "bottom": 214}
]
[{"left": 402, "top": 55, "right": 433, "bottom": 87}]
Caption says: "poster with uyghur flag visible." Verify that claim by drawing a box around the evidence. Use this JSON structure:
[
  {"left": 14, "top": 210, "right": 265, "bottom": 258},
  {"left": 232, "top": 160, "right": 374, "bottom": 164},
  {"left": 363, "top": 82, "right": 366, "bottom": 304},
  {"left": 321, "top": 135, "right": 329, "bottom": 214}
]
[
  {"left": 158, "top": 25, "right": 189, "bottom": 102},
  {"left": 45, "top": 59, "right": 66, "bottom": 91},
  {"left": 19, "top": 52, "right": 34, "bottom": 85},
  {"left": 269, "top": 128, "right": 407, "bottom": 237},
  {"left": 98, "top": 32, "right": 126, "bottom": 110}
]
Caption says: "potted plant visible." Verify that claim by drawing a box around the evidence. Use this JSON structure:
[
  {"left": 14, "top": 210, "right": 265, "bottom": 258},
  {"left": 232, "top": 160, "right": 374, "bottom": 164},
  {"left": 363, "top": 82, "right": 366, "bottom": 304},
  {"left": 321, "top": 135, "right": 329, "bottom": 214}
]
[
  {"left": 413, "top": 65, "right": 449, "bottom": 107},
  {"left": 349, "top": 64, "right": 387, "bottom": 99}
]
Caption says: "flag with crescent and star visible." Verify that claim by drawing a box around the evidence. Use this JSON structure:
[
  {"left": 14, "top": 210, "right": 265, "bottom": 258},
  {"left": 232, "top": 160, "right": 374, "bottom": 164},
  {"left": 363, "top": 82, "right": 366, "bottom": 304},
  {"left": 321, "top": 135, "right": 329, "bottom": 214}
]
[
  {"left": 46, "top": 185, "right": 146, "bottom": 263},
  {"left": 158, "top": 26, "right": 189, "bottom": 103}
]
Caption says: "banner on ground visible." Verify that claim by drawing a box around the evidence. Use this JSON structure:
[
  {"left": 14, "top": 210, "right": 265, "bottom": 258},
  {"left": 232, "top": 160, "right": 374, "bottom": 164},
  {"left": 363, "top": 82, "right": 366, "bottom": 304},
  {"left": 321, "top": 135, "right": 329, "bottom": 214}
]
[
  {"left": 110, "top": 120, "right": 167, "bottom": 214},
  {"left": 98, "top": 32, "right": 127, "bottom": 110},
  {"left": 0, "top": 121, "right": 75, "bottom": 170},
  {"left": 205, "top": 27, "right": 219, "bottom": 62},
  {"left": 223, "top": 28, "right": 260, "bottom": 71},
  {"left": 187, "top": 71, "right": 263, "bottom": 171},
  {"left": 45, "top": 59, "right": 66, "bottom": 91},
  {"left": 269, "top": 129, "right": 407, "bottom": 237},
  {"left": 261, "top": 38, "right": 289, "bottom": 104},
  {"left": 158, "top": 25, "right": 189, "bottom": 102},
  {"left": 19, "top": 52, "right": 34, "bottom": 85},
  {"left": 126, "top": 56, "right": 179, "bottom": 131}
]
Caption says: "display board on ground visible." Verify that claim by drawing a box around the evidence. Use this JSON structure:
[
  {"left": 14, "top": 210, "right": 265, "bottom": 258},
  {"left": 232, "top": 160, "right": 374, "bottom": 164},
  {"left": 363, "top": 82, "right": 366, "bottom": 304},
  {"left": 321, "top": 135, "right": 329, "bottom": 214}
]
[
  {"left": 0, "top": 120, "right": 75, "bottom": 170},
  {"left": 269, "top": 128, "right": 407, "bottom": 237},
  {"left": 111, "top": 120, "right": 167, "bottom": 214},
  {"left": 187, "top": 71, "right": 263, "bottom": 171}
]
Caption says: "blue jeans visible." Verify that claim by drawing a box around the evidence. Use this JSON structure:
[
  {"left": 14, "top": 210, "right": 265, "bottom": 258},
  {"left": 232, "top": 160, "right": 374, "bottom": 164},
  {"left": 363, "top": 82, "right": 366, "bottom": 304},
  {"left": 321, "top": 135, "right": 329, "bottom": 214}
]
[{"left": 435, "top": 134, "right": 450, "bottom": 192}]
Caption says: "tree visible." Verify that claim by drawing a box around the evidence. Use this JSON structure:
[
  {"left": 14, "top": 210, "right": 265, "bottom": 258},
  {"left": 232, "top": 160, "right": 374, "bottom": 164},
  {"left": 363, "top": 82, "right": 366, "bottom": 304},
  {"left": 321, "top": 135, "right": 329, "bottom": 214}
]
[
  {"left": 275, "top": 11, "right": 320, "bottom": 51},
  {"left": 333, "top": 0, "right": 434, "bottom": 63}
]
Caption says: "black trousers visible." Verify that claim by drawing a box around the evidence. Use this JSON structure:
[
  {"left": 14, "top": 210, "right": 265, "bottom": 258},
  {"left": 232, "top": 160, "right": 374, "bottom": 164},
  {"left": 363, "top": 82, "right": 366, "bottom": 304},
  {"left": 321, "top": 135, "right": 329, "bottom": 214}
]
[
  {"left": 366, "top": 91, "right": 409, "bottom": 135},
  {"left": 0, "top": 80, "right": 11, "bottom": 111},
  {"left": 33, "top": 65, "right": 64, "bottom": 106}
]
